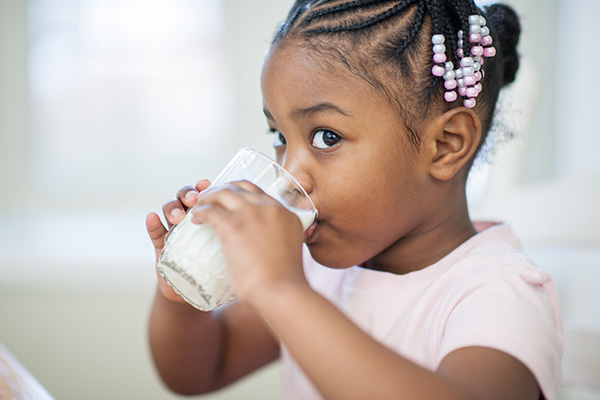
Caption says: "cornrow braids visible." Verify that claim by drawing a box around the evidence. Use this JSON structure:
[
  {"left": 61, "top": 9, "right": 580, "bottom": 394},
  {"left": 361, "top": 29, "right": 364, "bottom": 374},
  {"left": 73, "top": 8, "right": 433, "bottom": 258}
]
[
  {"left": 300, "top": 0, "right": 400, "bottom": 27},
  {"left": 272, "top": 0, "right": 520, "bottom": 149},
  {"left": 305, "top": 1, "right": 418, "bottom": 35},
  {"left": 392, "top": 1, "right": 425, "bottom": 57}
]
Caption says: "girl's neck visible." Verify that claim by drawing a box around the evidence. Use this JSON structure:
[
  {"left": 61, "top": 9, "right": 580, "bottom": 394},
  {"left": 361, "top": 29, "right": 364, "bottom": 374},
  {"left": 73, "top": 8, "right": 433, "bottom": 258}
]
[{"left": 363, "top": 201, "right": 476, "bottom": 275}]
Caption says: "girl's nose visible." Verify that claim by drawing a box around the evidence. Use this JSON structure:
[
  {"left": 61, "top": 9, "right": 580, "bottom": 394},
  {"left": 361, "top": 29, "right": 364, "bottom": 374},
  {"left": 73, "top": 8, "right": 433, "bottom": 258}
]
[{"left": 282, "top": 155, "right": 313, "bottom": 196}]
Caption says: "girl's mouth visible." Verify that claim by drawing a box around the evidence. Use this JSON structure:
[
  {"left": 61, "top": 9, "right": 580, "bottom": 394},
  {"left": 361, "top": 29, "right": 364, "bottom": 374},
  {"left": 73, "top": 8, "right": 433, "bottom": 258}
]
[{"left": 304, "top": 219, "right": 319, "bottom": 242}]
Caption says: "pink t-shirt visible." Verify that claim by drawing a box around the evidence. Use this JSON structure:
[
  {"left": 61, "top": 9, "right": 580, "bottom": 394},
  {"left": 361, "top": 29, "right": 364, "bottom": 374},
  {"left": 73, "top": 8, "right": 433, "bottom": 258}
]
[{"left": 281, "top": 224, "right": 564, "bottom": 399}]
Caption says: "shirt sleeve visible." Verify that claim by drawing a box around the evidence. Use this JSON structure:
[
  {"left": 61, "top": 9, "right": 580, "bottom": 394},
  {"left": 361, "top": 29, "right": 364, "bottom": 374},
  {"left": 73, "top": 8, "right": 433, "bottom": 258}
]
[{"left": 437, "top": 262, "right": 564, "bottom": 400}]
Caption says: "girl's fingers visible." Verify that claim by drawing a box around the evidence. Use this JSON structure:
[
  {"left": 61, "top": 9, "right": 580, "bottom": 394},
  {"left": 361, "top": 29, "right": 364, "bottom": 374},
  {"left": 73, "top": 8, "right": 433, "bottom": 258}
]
[
  {"left": 162, "top": 198, "right": 186, "bottom": 227},
  {"left": 176, "top": 185, "right": 200, "bottom": 209},
  {"left": 146, "top": 212, "right": 168, "bottom": 253},
  {"left": 176, "top": 180, "right": 211, "bottom": 209},
  {"left": 194, "top": 184, "right": 271, "bottom": 215},
  {"left": 227, "top": 180, "right": 264, "bottom": 194},
  {"left": 195, "top": 179, "right": 211, "bottom": 192}
]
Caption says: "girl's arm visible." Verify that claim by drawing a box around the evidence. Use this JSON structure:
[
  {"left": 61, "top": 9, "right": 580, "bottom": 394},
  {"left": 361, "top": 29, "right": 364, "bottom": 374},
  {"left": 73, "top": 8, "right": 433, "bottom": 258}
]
[
  {"left": 148, "top": 291, "right": 279, "bottom": 394},
  {"left": 145, "top": 182, "right": 279, "bottom": 395},
  {"left": 251, "top": 281, "right": 540, "bottom": 400}
]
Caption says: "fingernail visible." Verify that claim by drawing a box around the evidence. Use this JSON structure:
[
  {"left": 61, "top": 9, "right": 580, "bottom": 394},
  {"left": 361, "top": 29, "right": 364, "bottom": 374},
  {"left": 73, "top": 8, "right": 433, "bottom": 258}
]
[
  {"left": 171, "top": 208, "right": 184, "bottom": 219},
  {"left": 185, "top": 190, "right": 197, "bottom": 202}
]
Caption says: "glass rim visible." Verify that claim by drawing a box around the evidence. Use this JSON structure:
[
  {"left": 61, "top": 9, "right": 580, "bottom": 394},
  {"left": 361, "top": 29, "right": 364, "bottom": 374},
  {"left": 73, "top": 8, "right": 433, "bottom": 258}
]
[{"left": 217, "top": 147, "right": 317, "bottom": 214}]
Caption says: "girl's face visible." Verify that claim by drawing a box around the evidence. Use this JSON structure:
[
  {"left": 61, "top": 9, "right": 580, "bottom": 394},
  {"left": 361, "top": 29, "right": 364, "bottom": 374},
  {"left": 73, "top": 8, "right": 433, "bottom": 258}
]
[{"left": 261, "top": 43, "right": 437, "bottom": 270}]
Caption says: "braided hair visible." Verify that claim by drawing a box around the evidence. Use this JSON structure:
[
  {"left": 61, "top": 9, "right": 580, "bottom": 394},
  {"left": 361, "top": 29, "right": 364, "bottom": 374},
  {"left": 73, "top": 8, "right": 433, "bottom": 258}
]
[{"left": 272, "top": 0, "right": 521, "bottom": 150}]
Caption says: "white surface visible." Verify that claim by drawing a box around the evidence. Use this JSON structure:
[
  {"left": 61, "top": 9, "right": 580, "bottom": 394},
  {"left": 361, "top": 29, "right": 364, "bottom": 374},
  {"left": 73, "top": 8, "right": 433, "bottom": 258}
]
[
  {"left": 0, "top": 289, "right": 281, "bottom": 400},
  {"left": 0, "top": 211, "right": 155, "bottom": 292}
]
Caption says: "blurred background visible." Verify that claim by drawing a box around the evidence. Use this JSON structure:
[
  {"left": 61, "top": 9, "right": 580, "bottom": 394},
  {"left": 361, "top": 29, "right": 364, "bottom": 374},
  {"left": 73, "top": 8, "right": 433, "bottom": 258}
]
[{"left": 0, "top": 0, "right": 598, "bottom": 399}]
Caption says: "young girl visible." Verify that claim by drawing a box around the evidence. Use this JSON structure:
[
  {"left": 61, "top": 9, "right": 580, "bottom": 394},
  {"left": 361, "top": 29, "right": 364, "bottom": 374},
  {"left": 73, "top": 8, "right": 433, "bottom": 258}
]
[{"left": 146, "top": 1, "right": 563, "bottom": 399}]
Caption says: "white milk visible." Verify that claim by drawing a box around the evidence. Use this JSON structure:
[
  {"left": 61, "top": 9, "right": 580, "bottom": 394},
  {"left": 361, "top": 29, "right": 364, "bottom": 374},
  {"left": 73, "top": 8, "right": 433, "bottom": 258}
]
[{"left": 158, "top": 204, "right": 316, "bottom": 311}]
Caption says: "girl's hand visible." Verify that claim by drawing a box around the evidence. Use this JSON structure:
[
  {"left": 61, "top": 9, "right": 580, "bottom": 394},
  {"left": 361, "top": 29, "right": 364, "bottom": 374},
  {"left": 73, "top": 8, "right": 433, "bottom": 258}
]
[
  {"left": 146, "top": 179, "right": 211, "bottom": 303},
  {"left": 191, "top": 180, "right": 308, "bottom": 307}
]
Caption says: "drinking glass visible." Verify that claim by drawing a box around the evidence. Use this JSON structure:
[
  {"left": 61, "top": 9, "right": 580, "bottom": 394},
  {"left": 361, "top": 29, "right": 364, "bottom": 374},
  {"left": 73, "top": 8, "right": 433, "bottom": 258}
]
[{"left": 157, "top": 148, "right": 317, "bottom": 311}]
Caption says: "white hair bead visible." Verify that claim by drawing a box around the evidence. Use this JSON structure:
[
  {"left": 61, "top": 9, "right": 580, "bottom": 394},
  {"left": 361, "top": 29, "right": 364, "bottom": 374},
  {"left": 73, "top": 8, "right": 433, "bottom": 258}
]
[
  {"left": 462, "top": 66, "right": 475, "bottom": 76},
  {"left": 461, "top": 57, "right": 474, "bottom": 67},
  {"left": 433, "top": 44, "right": 446, "bottom": 54},
  {"left": 432, "top": 34, "right": 445, "bottom": 45},
  {"left": 469, "top": 15, "right": 481, "bottom": 25},
  {"left": 443, "top": 70, "right": 455, "bottom": 81}
]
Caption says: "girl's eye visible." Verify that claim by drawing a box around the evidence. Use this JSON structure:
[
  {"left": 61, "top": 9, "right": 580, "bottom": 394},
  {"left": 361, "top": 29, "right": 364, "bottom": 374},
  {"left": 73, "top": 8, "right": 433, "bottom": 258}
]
[
  {"left": 311, "top": 129, "right": 341, "bottom": 149},
  {"left": 271, "top": 130, "right": 287, "bottom": 148}
]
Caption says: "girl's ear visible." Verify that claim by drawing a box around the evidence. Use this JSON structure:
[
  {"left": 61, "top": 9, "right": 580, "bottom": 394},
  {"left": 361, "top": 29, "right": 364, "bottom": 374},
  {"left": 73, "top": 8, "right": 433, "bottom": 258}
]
[{"left": 427, "top": 108, "right": 482, "bottom": 181}]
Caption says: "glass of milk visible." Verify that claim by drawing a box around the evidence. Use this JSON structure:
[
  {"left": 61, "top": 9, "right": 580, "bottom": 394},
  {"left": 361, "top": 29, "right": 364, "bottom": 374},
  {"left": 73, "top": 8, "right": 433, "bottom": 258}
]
[{"left": 157, "top": 148, "right": 317, "bottom": 311}]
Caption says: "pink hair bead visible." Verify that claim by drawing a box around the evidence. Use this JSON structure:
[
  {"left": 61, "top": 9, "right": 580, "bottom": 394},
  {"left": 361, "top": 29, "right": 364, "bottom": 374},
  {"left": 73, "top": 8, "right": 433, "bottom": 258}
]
[
  {"left": 481, "top": 35, "right": 493, "bottom": 46},
  {"left": 464, "top": 75, "right": 477, "bottom": 86},
  {"left": 474, "top": 71, "right": 482, "bottom": 81},
  {"left": 458, "top": 86, "right": 467, "bottom": 97},
  {"left": 445, "top": 91, "right": 458, "bottom": 102},
  {"left": 464, "top": 98, "right": 476, "bottom": 108},
  {"left": 483, "top": 46, "right": 496, "bottom": 57},
  {"left": 475, "top": 83, "right": 483, "bottom": 92},
  {"left": 444, "top": 79, "right": 457, "bottom": 90},
  {"left": 466, "top": 87, "right": 479, "bottom": 98},
  {"left": 469, "top": 33, "right": 482, "bottom": 43},
  {"left": 433, "top": 53, "right": 447, "bottom": 63},
  {"left": 457, "top": 48, "right": 464, "bottom": 58},
  {"left": 432, "top": 64, "right": 445, "bottom": 77},
  {"left": 471, "top": 46, "right": 483, "bottom": 56}
]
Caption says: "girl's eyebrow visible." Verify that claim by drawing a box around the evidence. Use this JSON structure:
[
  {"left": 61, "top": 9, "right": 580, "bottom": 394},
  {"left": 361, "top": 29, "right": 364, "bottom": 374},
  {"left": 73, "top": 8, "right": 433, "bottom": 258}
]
[
  {"left": 263, "top": 102, "right": 351, "bottom": 122},
  {"left": 291, "top": 102, "right": 351, "bottom": 119}
]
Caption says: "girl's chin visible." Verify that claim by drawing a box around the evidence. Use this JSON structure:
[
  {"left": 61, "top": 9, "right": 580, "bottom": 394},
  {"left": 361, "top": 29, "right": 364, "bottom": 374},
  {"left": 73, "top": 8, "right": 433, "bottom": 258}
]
[{"left": 305, "top": 243, "right": 359, "bottom": 269}]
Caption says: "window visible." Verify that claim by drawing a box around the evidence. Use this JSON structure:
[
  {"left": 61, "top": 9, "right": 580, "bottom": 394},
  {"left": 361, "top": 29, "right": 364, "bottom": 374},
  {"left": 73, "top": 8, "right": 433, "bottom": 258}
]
[{"left": 28, "top": 0, "right": 234, "bottom": 208}]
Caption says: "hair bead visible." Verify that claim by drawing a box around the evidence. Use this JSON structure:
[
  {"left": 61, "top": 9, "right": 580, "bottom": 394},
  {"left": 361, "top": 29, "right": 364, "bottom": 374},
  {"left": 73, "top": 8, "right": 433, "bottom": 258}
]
[
  {"left": 469, "top": 33, "right": 482, "bottom": 44},
  {"left": 444, "top": 78, "right": 457, "bottom": 90},
  {"left": 431, "top": 11, "right": 497, "bottom": 106},
  {"left": 432, "top": 64, "right": 445, "bottom": 77},
  {"left": 464, "top": 98, "right": 476, "bottom": 108},
  {"left": 433, "top": 53, "right": 447, "bottom": 63},
  {"left": 432, "top": 34, "right": 445, "bottom": 45},
  {"left": 444, "top": 91, "right": 458, "bottom": 102},
  {"left": 483, "top": 46, "right": 496, "bottom": 57}
]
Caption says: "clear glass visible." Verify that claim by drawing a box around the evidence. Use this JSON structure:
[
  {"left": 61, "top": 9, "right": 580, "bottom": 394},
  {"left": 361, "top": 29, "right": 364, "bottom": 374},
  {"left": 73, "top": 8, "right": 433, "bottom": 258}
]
[{"left": 157, "top": 148, "right": 317, "bottom": 311}]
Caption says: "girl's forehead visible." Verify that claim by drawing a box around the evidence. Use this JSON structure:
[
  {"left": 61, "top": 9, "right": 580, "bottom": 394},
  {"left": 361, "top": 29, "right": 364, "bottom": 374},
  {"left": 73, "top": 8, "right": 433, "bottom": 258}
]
[{"left": 262, "top": 42, "right": 384, "bottom": 101}]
